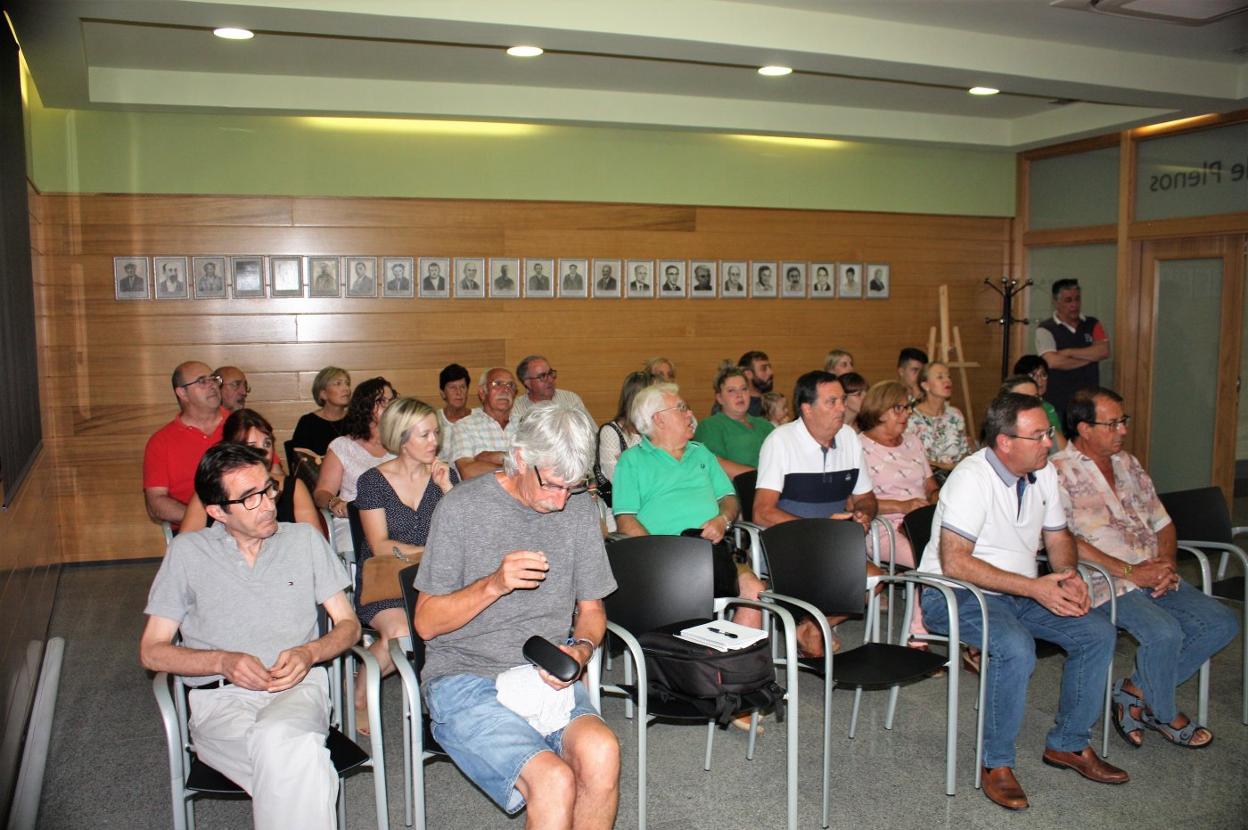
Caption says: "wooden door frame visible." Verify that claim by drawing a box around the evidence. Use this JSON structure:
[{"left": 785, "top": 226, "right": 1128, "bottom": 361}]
[{"left": 1134, "top": 235, "right": 1244, "bottom": 502}]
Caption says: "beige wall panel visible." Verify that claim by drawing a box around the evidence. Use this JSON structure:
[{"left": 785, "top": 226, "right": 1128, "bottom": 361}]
[
  {"left": 39, "top": 195, "right": 296, "bottom": 228},
  {"left": 293, "top": 198, "right": 698, "bottom": 232}
]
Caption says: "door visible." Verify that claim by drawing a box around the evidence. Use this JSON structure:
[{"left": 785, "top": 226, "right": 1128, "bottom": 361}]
[{"left": 1136, "top": 236, "right": 1244, "bottom": 501}]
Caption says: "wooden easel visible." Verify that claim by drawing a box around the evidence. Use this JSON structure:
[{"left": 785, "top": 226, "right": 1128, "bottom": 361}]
[{"left": 924, "top": 285, "right": 980, "bottom": 440}]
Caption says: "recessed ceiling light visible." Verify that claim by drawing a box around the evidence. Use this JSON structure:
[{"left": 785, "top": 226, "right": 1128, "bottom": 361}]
[
  {"left": 213, "top": 27, "right": 254, "bottom": 40},
  {"left": 507, "top": 45, "right": 544, "bottom": 57},
  {"left": 758, "top": 65, "right": 793, "bottom": 77},
  {"left": 969, "top": 86, "right": 1000, "bottom": 96}
]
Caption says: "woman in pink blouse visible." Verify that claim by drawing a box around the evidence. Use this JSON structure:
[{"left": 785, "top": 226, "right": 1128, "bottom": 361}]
[{"left": 858, "top": 381, "right": 938, "bottom": 568}]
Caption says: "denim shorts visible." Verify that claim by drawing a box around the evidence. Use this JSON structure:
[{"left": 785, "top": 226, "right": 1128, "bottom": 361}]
[{"left": 424, "top": 672, "right": 600, "bottom": 814}]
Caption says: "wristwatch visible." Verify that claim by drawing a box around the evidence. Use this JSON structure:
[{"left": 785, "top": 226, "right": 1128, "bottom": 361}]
[{"left": 1122, "top": 562, "right": 1133, "bottom": 578}]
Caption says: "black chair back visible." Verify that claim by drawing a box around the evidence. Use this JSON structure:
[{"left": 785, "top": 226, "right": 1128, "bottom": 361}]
[
  {"left": 761, "top": 518, "right": 868, "bottom": 616},
  {"left": 901, "top": 503, "right": 938, "bottom": 564},
  {"left": 733, "top": 470, "right": 758, "bottom": 524},
  {"left": 397, "top": 562, "right": 426, "bottom": 671},
  {"left": 1159, "top": 486, "right": 1232, "bottom": 545},
  {"left": 284, "top": 439, "right": 298, "bottom": 478},
  {"left": 604, "top": 535, "right": 715, "bottom": 632},
  {"left": 346, "top": 501, "right": 366, "bottom": 560}
]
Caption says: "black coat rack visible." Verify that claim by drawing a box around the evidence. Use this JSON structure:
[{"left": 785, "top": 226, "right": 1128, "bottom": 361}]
[{"left": 984, "top": 276, "right": 1032, "bottom": 380}]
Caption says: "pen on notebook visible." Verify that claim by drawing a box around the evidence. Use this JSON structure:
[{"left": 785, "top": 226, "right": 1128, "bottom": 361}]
[{"left": 707, "top": 627, "right": 738, "bottom": 639}]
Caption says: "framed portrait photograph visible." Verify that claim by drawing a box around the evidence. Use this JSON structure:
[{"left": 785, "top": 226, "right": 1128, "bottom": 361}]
[
  {"left": 192, "top": 256, "right": 228, "bottom": 299},
  {"left": 524, "top": 258, "right": 555, "bottom": 298},
  {"left": 810, "top": 262, "right": 836, "bottom": 298},
  {"left": 625, "top": 259, "right": 653, "bottom": 298},
  {"left": 591, "top": 259, "right": 622, "bottom": 298},
  {"left": 153, "top": 256, "right": 189, "bottom": 300},
  {"left": 270, "top": 256, "right": 304, "bottom": 298},
  {"left": 230, "top": 256, "right": 266, "bottom": 299},
  {"left": 719, "top": 261, "right": 747, "bottom": 298},
  {"left": 838, "top": 263, "right": 864, "bottom": 298},
  {"left": 689, "top": 260, "right": 717, "bottom": 299},
  {"left": 114, "top": 256, "right": 150, "bottom": 301},
  {"left": 558, "top": 258, "right": 589, "bottom": 298},
  {"left": 382, "top": 257, "right": 415, "bottom": 298},
  {"left": 344, "top": 256, "right": 377, "bottom": 298},
  {"left": 866, "top": 263, "right": 891, "bottom": 299},
  {"left": 750, "top": 261, "right": 778, "bottom": 298},
  {"left": 489, "top": 257, "right": 520, "bottom": 298},
  {"left": 657, "top": 260, "right": 687, "bottom": 298},
  {"left": 780, "top": 261, "right": 808, "bottom": 298},
  {"left": 418, "top": 257, "right": 451, "bottom": 298},
  {"left": 455, "top": 257, "right": 486, "bottom": 299},
  {"left": 308, "top": 257, "right": 341, "bottom": 298}
]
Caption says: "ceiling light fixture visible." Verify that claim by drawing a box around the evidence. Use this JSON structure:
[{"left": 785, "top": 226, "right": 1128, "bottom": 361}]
[
  {"left": 213, "top": 27, "right": 254, "bottom": 40},
  {"left": 507, "top": 45, "right": 543, "bottom": 57},
  {"left": 758, "top": 65, "right": 793, "bottom": 77},
  {"left": 968, "top": 86, "right": 999, "bottom": 96}
]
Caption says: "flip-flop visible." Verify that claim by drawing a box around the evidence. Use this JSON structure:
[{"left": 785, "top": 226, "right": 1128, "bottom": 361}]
[
  {"left": 1142, "top": 709, "right": 1212, "bottom": 750},
  {"left": 1110, "top": 679, "right": 1145, "bottom": 749}
]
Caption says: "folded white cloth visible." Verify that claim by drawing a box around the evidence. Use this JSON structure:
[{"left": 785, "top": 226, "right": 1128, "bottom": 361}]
[{"left": 495, "top": 664, "right": 575, "bottom": 736}]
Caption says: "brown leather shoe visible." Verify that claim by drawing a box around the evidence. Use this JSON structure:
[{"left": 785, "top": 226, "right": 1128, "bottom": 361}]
[
  {"left": 982, "top": 766, "right": 1029, "bottom": 810},
  {"left": 1041, "top": 746, "right": 1129, "bottom": 784}
]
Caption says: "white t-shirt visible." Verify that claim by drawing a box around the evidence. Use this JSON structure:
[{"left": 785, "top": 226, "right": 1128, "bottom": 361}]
[
  {"left": 756, "top": 418, "right": 873, "bottom": 518},
  {"left": 916, "top": 448, "right": 1067, "bottom": 587}
]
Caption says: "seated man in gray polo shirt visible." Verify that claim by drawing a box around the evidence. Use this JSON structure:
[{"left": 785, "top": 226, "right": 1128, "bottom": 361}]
[{"left": 140, "top": 443, "right": 359, "bottom": 830}]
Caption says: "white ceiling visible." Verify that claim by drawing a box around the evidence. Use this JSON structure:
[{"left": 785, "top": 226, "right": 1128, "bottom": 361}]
[{"left": 9, "top": 0, "right": 1248, "bottom": 150}]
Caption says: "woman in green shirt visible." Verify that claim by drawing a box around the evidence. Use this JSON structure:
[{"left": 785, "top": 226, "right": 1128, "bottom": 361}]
[{"left": 694, "top": 364, "right": 775, "bottom": 477}]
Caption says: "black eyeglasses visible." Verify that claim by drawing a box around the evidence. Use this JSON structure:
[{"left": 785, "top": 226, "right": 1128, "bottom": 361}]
[
  {"left": 1091, "top": 416, "right": 1131, "bottom": 430},
  {"left": 179, "top": 374, "right": 223, "bottom": 390},
  {"left": 217, "top": 479, "right": 280, "bottom": 511},
  {"left": 1006, "top": 426, "right": 1057, "bottom": 442},
  {"left": 528, "top": 369, "right": 558, "bottom": 383},
  {"left": 534, "top": 467, "right": 589, "bottom": 496}
]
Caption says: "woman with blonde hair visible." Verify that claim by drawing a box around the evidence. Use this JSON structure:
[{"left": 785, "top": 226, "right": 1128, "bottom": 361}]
[
  {"left": 644, "top": 356, "right": 676, "bottom": 383},
  {"left": 352, "top": 397, "right": 458, "bottom": 730},
  {"left": 906, "top": 361, "right": 973, "bottom": 479},
  {"left": 823, "top": 349, "right": 854, "bottom": 376}
]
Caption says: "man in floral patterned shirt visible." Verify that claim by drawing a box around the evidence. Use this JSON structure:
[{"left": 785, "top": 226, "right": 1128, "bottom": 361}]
[{"left": 1053, "top": 387, "right": 1237, "bottom": 750}]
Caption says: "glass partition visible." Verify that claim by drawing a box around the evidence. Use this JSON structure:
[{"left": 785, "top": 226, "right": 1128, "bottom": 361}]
[
  {"left": 1028, "top": 147, "right": 1119, "bottom": 230},
  {"left": 1136, "top": 121, "right": 1248, "bottom": 221}
]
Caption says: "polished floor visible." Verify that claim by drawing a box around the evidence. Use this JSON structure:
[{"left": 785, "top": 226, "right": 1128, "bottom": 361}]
[{"left": 37, "top": 559, "right": 1247, "bottom": 830}]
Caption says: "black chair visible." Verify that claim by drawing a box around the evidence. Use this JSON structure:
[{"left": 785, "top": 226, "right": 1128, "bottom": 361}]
[
  {"left": 1159, "top": 486, "right": 1247, "bottom": 725},
  {"left": 730, "top": 470, "right": 767, "bottom": 577},
  {"left": 733, "top": 470, "right": 757, "bottom": 523},
  {"left": 601, "top": 535, "right": 799, "bottom": 830},
  {"left": 153, "top": 625, "right": 387, "bottom": 830},
  {"left": 759, "top": 518, "right": 982, "bottom": 826},
  {"left": 285, "top": 439, "right": 323, "bottom": 494}
]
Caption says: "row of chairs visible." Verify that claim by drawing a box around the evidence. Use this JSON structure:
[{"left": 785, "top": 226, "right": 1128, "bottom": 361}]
[{"left": 151, "top": 484, "right": 1244, "bottom": 829}]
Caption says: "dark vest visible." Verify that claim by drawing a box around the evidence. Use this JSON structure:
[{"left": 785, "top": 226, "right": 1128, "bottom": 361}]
[{"left": 1038, "top": 316, "right": 1101, "bottom": 417}]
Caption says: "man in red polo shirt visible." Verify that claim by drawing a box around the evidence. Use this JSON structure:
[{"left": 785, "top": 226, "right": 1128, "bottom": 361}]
[{"left": 143, "top": 361, "right": 227, "bottom": 527}]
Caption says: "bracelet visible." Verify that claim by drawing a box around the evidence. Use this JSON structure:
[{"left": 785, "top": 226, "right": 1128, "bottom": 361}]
[{"left": 566, "top": 637, "right": 596, "bottom": 653}]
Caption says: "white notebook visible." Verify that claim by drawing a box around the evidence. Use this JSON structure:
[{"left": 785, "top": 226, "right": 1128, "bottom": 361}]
[{"left": 676, "top": 620, "right": 769, "bottom": 652}]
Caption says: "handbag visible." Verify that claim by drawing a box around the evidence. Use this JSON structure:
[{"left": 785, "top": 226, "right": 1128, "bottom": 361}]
[
  {"left": 359, "top": 545, "right": 423, "bottom": 606},
  {"left": 593, "top": 422, "right": 626, "bottom": 507}
]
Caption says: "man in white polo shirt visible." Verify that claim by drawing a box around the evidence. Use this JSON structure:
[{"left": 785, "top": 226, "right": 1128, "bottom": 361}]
[{"left": 916, "top": 392, "right": 1126, "bottom": 811}]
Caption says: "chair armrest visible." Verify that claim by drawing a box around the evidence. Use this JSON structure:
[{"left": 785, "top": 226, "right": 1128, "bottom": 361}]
[
  {"left": 152, "top": 672, "right": 187, "bottom": 783},
  {"left": 604, "top": 621, "right": 647, "bottom": 705},
  {"left": 732, "top": 521, "right": 768, "bottom": 578},
  {"left": 349, "top": 645, "right": 383, "bottom": 738},
  {"left": 868, "top": 518, "right": 897, "bottom": 575},
  {"left": 1231, "top": 527, "right": 1247, "bottom": 538},
  {"left": 388, "top": 638, "right": 423, "bottom": 725},
  {"left": 1175, "top": 545, "right": 1214, "bottom": 594},
  {"left": 585, "top": 645, "right": 604, "bottom": 712},
  {"left": 1176, "top": 539, "right": 1248, "bottom": 568},
  {"left": 1073, "top": 561, "right": 1117, "bottom": 625},
  {"left": 605, "top": 531, "right": 630, "bottom": 543}
]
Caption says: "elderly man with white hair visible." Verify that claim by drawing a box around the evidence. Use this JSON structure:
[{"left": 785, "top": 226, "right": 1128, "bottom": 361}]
[
  {"left": 612, "top": 383, "right": 764, "bottom": 633},
  {"left": 414, "top": 401, "right": 620, "bottom": 827},
  {"left": 450, "top": 367, "right": 520, "bottom": 480}
]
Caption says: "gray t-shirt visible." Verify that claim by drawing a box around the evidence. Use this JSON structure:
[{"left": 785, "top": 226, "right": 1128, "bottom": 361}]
[
  {"left": 415, "top": 472, "right": 617, "bottom": 684},
  {"left": 145, "top": 522, "right": 350, "bottom": 685}
]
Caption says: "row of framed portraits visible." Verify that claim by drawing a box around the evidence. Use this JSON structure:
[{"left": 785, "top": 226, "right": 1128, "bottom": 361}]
[{"left": 113, "top": 255, "right": 892, "bottom": 301}]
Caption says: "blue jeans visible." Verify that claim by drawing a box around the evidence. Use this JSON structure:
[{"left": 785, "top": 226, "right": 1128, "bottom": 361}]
[
  {"left": 424, "top": 673, "right": 600, "bottom": 814},
  {"left": 921, "top": 587, "right": 1116, "bottom": 768},
  {"left": 1095, "top": 580, "right": 1238, "bottom": 723}
]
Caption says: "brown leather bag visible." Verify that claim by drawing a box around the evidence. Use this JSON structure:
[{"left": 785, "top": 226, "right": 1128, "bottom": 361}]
[{"left": 359, "top": 546, "right": 423, "bottom": 606}]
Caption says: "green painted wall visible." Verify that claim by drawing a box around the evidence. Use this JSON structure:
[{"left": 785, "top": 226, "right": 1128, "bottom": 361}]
[{"left": 26, "top": 77, "right": 1014, "bottom": 215}]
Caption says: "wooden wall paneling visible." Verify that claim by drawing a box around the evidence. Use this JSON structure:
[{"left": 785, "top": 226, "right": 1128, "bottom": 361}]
[
  {"left": 1128, "top": 213, "right": 1248, "bottom": 241},
  {"left": 32, "top": 192, "right": 1010, "bottom": 561}
]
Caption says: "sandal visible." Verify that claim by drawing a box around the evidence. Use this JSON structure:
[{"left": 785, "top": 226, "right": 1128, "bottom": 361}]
[
  {"left": 961, "top": 647, "right": 981, "bottom": 676},
  {"left": 1142, "top": 709, "right": 1212, "bottom": 750},
  {"left": 1110, "top": 679, "right": 1146, "bottom": 749}
]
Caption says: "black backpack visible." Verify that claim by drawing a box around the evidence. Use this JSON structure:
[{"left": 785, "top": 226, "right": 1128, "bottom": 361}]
[
  {"left": 638, "top": 620, "right": 786, "bottom": 728},
  {"left": 592, "top": 422, "right": 626, "bottom": 507}
]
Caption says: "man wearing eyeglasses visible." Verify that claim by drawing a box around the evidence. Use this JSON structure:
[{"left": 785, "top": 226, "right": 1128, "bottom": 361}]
[
  {"left": 916, "top": 392, "right": 1126, "bottom": 811},
  {"left": 414, "top": 402, "right": 620, "bottom": 827},
  {"left": 511, "top": 354, "right": 589, "bottom": 422},
  {"left": 143, "top": 360, "right": 228, "bottom": 528},
  {"left": 451, "top": 367, "right": 522, "bottom": 480},
  {"left": 141, "top": 443, "right": 358, "bottom": 830},
  {"left": 216, "top": 365, "right": 250, "bottom": 412},
  {"left": 1053, "top": 387, "right": 1237, "bottom": 751}
]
